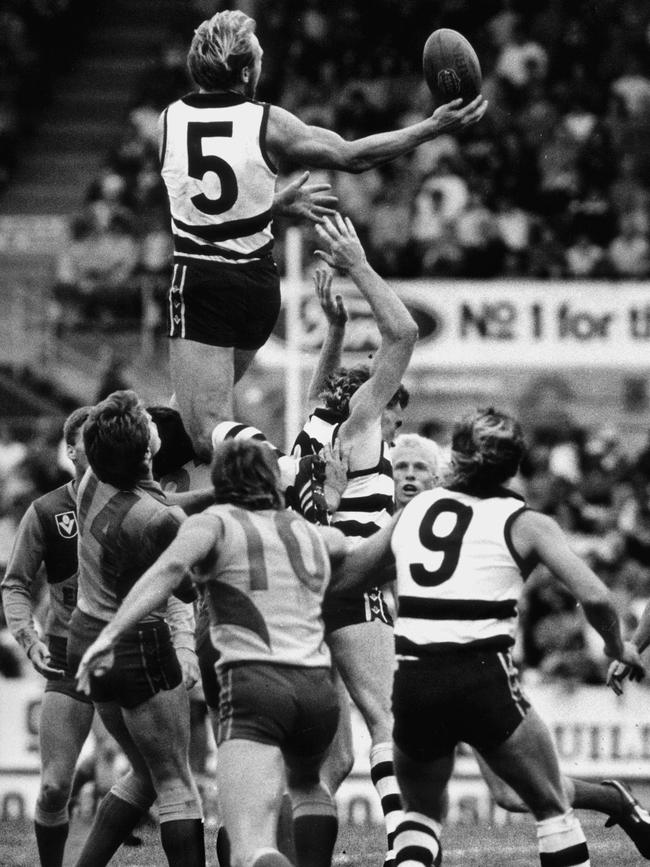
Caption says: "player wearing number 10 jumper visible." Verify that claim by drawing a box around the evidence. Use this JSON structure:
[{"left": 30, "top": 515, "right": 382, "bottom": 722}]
[{"left": 159, "top": 9, "right": 487, "bottom": 462}]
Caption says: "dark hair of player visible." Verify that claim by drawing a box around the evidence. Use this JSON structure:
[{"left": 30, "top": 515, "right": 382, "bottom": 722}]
[
  {"left": 211, "top": 439, "right": 283, "bottom": 511},
  {"left": 146, "top": 406, "right": 195, "bottom": 480},
  {"left": 84, "top": 390, "right": 151, "bottom": 489},
  {"left": 319, "top": 364, "right": 408, "bottom": 417},
  {"left": 63, "top": 405, "right": 93, "bottom": 446},
  {"left": 449, "top": 407, "right": 526, "bottom": 492},
  {"left": 187, "top": 10, "right": 259, "bottom": 91}
]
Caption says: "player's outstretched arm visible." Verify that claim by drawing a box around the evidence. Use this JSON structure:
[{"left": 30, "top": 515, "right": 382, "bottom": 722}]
[
  {"left": 315, "top": 215, "right": 418, "bottom": 438},
  {"left": 325, "top": 513, "right": 399, "bottom": 595},
  {"left": 306, "top": 265, "right": 348, "bottom": 406},
  {"left": 273, "top": 171, "right": 338, "bottom": 224},
  {"left": 267, "top": 97, "right": 487, "bottom": 173},
  {"left": 512, "top": 510, "right": 645, "bottom": 683},
  {"left": 75, "top": 515, "right": 218, "bottom": 693}
]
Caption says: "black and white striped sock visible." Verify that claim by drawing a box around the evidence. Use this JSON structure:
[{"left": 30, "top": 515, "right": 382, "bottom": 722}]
[
  {"left": 370, "top": 742, "right": 403, "bottom": 867},
  {"left": 393, "top": 811, "right": 441, "bottom": 867}
]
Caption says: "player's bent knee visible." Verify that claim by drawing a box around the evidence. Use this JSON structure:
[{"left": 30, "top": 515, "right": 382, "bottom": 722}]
[
  {"left": 290, "top": 783, "right": 336, "bottom": 820},
  {"left": 112, "top": 774, "right": 156, "bottom": 812},
  {"left": 158, "top": 783, "right": 203, "bottom": 823},
  {"left": 39, "top": 780, "right": 72, "bottom": 812}
]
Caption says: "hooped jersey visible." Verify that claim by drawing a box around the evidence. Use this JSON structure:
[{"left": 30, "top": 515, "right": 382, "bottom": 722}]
[
  {"left": 292, "top": 408, "right": 395, "bottom": 543},
  {"left": 391, "top": 486, "right": 533, "bottom": 657},
  {"left": 1, "top": 481, "right": 79, "bottom": 650},
  {"left": 160, "top": 92, "right": 277, "bottom": 265},
  {"left": 76, "top": 471, "right": 185, "bottom": 623},
  {"left": 196, "top": 503, "right": 332, "bottom": 669}
]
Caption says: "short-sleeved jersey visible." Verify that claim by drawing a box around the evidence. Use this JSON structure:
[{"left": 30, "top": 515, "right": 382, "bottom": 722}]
[
  {"left": 160, "top": 92, "right": 277, "bottom": 265},
  {"left": 292, "top": 408, "right": 395, "bottom": 542},
  {"left": 391, "top": 486, "right": 532, "bottom": 658},
  {"left": 197, "top": 503, "right": 332, "bottom": 669},
  {"left": 1, "top": 481, "right": 78, "bottom": 649},
  {"left": 76, "top": 471, "right": 185, "bottom": 623}
]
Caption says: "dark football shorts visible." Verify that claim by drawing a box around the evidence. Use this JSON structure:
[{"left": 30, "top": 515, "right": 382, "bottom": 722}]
[
  {"left": 167, "top": 255, "right": 281, "bottom": 349},
  {"left": 44, "top": 634, "right": 92, "bottom": 705},
  {"left": 216, "top": 662, "right": 339, "bottom": 760},
  {"left": 195, "top": 603, "right": 221, "bottom": 710},
  {"left": 393, "top": 647, "right": 531, "bottom": 762},
  {"left": 67, "top": 609, "right": 182, "bottom": 710},
  {"left": 322, "top": 586, "right": 393, "bottom": 634}
]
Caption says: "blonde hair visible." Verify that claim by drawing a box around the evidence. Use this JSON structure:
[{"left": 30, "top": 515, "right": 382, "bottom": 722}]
[
  {"left": 449, "top": 407, "right": 525, "bottom": 491},
  {"left": 187, "top": 10, "right": 259, "bottom": 91},
  {"left": 391, "top": 433, "right": 446, "bottom": 483}
]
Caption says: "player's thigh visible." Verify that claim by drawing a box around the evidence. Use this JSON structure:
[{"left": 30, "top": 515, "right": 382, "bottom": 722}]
[
  {"left": 472, "top": 748, "right": 528, "bottom": 813},
  {"left": 394, "top": 741, "right": 454, "bottom": 821},
  {"left": 39, "top": 690, "right": 94, "bottom": 784},
  {"left": 169, "top": 339, "right": 235, "bottom": 424},
  {"left": 218, "top": 739, "right": 286, "bottom": 858},
  {"left": 94, "top": 700, "right": 152, "bottom": 783},
  {"left": 477, "top": 706, "right": 569, "bottom": 820},
  {"left": 122, "top": 683, "right": 192, "bottom": 786},
  {"left": 327, "top": 620, "right": 394, "bottom": 733}
]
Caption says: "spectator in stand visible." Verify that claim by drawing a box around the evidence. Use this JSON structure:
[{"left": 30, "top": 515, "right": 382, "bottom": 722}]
[
  {"left": 567, "top": 183, "right": 618, "bottom": 248},
  {"left": 495, "top": 19, "right": 548, "bottom": 100},
  {"left": 526, "top": 223, "right": 566, "bottom": 278},
  {"left": 366, "top": 184, "right": 413, "bottom": 277},
  {"left": 495, "top": 194, "right": 533, "bottom": 275},
  {"left": 565, "top": 234, "right": 608, "bottom": 279},
  {"left": 609, "top": 155, "right": 650, "bottom": 228},
  {"left": 611, "top": 54, "right": 650, "bottom": 119},
  {"left": 52, "top": 212, "right": 141, "bottom": 330},
  {"left": 455, "top": 191, "right": 505, "bottom": 277},
  {"left": 608, "top": 214, "right": 650, "bottom": 279}
]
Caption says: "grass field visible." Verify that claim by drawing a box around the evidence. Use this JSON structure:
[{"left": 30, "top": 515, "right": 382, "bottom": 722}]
[{"left": 1, "top": 815, "right": 648, "bottom": 867}]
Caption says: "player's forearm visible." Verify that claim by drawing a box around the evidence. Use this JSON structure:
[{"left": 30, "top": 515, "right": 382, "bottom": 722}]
[
  {"left": 0, "top": 583, "right": 40, "bottom": 655},
  {"left": 582, "top": 597, "right": 625, "bottom": 659},
  {"left": 347, "top": 262, "right": 418, "bottom": 344},
  {"left": 166, "top": 595, "right": 196, "bottom": 653},
  {"left": 307, "top": 324, "right": 345, "bottom": 404},
  {"left": 166, "top": 488, "right": 215, "bottom": 514},
  {"left": 337, "top": 120, "right": 439, "bottom": 173}
]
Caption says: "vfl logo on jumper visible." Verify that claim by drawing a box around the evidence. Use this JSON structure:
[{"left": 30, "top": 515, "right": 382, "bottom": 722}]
[
  {"left": 55, "top": 511, "right": 78, "bottom": 539},
  {"left": 438, "top": 68, "right": 461, "bottom": 98}
]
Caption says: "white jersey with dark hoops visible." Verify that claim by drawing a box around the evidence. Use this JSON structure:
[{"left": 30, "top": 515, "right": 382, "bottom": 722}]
[
  {"left": 292, "top": 408, "right": 395, "bottom": 543},
  {"left": 160, "top": 92, "right": 277, "bottom": 265},
  {"left": 391, "top": 486, "right": 534, "bottom": 658}
]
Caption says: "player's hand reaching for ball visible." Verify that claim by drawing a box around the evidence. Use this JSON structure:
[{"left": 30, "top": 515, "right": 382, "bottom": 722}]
[
  {"left": 430, "top": 94, "right": 488, "bottom": 134},
  {"left": 274, "top": 171, "right": 338, "bottom": 223},
  {"left": 75, "top": 632, "right": 116, "bottom": 695},
  {"left": 314, "top": 266, "right": 348, "bottom": 328},
  {"left": 315, "top": 214, "right": 367, "bottom": 274},
  {"left": 606, "top": 641, "right": 646, "bottom": 696}
]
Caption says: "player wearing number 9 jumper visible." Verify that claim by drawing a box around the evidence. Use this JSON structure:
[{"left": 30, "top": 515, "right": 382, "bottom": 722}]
[
  {"left": 339, "top": 408, "right": 647, "bottom": 867},
  {"left": 75, "top": 439, "right": 359, "bottom": 867},
  {"left": 160, "top": 9, "right": 488, "bottom": 463}
]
